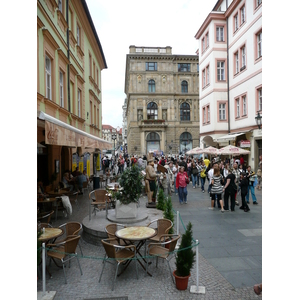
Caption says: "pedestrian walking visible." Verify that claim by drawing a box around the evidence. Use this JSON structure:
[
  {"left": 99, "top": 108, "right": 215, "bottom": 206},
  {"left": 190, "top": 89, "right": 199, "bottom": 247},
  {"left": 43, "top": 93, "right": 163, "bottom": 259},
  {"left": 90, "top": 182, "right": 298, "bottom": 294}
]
[
  {"left": 210, "top": 166, "right": 225, "bottom": 212},
  {"left": 199, "top": 160, "right": 207, "bottom": 193},
  {"left": 239, "top": 172, "right": 250, "bottom": 212},
  {"left": 232, "top": 162, "right": 240, "bottom": 205},
  {"left": 191, "top": 162, "right": 198, "bottom": 189},
  {"left": 246, "top": 166, "right": 258, "bottom": 204},
  {"left": 176, "top": 166, "right": 189, "bottom": 204},
  {"left": 223, "top": 168, "right": 237, "bottom": 211}
]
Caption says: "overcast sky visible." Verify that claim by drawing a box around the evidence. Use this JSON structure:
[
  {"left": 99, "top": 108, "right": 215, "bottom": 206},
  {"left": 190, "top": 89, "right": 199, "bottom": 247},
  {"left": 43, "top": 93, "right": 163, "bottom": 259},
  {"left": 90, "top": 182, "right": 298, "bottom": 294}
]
[{"left": 86, "top": 0, "right": 217, "bottom": 129}]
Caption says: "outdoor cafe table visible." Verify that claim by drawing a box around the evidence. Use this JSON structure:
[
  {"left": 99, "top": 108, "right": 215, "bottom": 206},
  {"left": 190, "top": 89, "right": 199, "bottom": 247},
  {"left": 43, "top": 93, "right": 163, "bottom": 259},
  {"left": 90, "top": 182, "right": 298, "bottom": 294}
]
[
  {"left": 37, "top": 197, "right": 58, "bottom": 212},
  {"left": 47, "top": 190, "right": 74, "bottom": 197},
  {"left": 115, "top": 226, "right": 156, "bottom": 276},
  {"left": 38, "top": 228, "right": 63, "bottom": 243}
]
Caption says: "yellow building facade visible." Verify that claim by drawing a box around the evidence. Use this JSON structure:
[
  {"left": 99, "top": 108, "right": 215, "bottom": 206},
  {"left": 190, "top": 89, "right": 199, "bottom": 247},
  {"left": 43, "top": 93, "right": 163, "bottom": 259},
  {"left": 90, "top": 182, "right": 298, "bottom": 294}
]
[
  {"left": 37, "top": 0, "right": 111, "bottom": 186},
  {"left": 124, "top": 46, "right": 199, "bottom": 156}
]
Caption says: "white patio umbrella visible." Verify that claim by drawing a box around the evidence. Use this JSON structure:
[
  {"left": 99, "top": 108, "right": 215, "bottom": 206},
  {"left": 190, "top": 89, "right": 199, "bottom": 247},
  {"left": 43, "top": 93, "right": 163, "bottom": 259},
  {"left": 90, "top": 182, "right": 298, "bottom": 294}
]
[
  {"left": 186, "top": 147, "right": 202, "bottom": 155},
  {"left": 217, "top": 145, "right": 250, "bottom": 156},
  {"left": 200, "top": 146, "right": 219, "bottom": 155}
]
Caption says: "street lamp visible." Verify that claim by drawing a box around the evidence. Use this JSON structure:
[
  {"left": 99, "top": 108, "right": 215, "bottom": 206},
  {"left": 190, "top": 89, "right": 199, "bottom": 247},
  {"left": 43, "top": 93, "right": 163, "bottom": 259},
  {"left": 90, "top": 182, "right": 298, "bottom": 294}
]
[
  {"left": 255, "top": 112, "right": 262, "bottom": 129},
  {"left": 112, "top": 130, "right": 117, "bottom": 158}
]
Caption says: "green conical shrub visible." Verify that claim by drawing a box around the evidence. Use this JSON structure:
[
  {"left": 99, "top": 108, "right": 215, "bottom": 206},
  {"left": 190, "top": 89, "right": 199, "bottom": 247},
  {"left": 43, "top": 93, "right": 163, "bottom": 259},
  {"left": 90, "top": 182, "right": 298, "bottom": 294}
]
[
  {"left": 175, "top": 221, "right": 196, "bottom": 277},
  {"left": 163, "top": 196, "right": 174, "bottom": 234},
  {"left": 156, "top": 188, "right": 166, "bottom": 211}
]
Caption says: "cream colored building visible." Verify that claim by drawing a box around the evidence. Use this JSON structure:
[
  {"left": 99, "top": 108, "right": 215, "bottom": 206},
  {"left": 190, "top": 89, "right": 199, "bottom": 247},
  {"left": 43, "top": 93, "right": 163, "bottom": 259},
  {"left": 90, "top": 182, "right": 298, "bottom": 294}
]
[{"left": 124, "top": 46, "right": 199, "bottom": 156}]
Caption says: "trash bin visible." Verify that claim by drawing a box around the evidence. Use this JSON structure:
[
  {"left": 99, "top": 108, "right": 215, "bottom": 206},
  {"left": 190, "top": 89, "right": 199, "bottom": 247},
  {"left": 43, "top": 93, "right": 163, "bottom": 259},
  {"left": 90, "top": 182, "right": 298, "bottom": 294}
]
[{"left": 93, "top": 176, "right": 100, "bottom": 190}]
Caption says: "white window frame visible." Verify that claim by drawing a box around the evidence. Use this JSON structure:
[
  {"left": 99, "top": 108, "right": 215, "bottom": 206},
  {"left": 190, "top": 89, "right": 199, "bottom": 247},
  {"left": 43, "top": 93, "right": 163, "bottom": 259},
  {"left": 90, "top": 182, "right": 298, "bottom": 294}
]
[
  {"left": 219, "top": 103, "right": 226, "bottom": 120},
  {"left": 217, "top": 61, "right": 225, "bottom": 81},
  {"left": 258, "top": 89, "right": 262, "bottom": 111},
  {"left": 241, "top": 6, "right": 246, "bottom": 24},
  {"left": 257, "top": 32, "right": 262, "bottom": 58},
  {"left": 202, "top": 69, "right": 206, "bottom": 87},
  {"left": 58, "top": 0, "right": 62, "bottom": 13},
  {"left": 206, "top": 32, "right": 209, "bottom": 48},
  {"left": 236, "top": 99, "right": 240, "bottom": 118},
  {"left": 242, "top": 95, "right": 247, "bottom": 115},
  {"left": 207, "top": 106, "right": 210, "bottom": 122},
  {"left": 59, "top": 71, "right": 64, "bottom": 107},
  {"left": 235, "top": 52, "right": 239, "bottom": 74},
  {"left": 216, "top": 26, "right": 224, "bottom": 41},
  {"left": 203, "top": 107, "right": 206, "bottom": 123},
  {"left": 206, "top": 66, "right": 210, "bottom": 85},
  {"left": 78, "top": 89, "right": 81, "bottom": 117},
  {"left": 234, "top": 14, "right": 238, "bottom": 32},
  {"left": 76, "top": 24, "right": 80, "bottom": 45},
  {"left": 45, "top": 55, "right": 51, "bottom": 100},
  {"left": 241, "top": 46, "right": 246, "bottom": 68}
]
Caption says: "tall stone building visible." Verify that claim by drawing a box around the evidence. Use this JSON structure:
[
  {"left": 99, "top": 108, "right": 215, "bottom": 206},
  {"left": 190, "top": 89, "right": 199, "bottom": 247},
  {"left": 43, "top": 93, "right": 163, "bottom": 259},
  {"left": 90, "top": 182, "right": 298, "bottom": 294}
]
[{"left": 124, "top": 46, "right": 199, "bottom": 156}]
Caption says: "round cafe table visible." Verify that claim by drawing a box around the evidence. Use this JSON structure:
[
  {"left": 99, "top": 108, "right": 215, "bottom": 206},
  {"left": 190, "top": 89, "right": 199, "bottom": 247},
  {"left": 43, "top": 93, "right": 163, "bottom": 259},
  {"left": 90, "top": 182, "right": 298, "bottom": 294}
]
[
  {"left": 115, "top": 226, "right": 156, "bottom": 276},
  {"left": 38, "top": 228, "right": 63, "bottom": 242}
]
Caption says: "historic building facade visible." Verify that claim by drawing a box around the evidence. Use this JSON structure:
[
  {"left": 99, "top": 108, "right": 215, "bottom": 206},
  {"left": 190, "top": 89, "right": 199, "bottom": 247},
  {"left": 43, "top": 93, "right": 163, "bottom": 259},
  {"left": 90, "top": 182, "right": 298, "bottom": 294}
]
[
  {"left": 124, "top": 46, "right": 199, "bottom": 156},
  {"left": 37, "top": 0, "right": 111, "bottom": 185},
  {"left": 195, "top": 0, "right": 262, "bottom": 168}
]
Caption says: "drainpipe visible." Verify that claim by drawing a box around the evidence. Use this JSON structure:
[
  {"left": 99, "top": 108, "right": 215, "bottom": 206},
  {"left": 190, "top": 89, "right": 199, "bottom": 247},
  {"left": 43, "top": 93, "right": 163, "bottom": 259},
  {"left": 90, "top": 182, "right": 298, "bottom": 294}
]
[
  {"left": 66, "top": 0, "right": 70, "bottom": 112},
  {"left": 226, "top": 0, "right": 230, "bottom": 144}
]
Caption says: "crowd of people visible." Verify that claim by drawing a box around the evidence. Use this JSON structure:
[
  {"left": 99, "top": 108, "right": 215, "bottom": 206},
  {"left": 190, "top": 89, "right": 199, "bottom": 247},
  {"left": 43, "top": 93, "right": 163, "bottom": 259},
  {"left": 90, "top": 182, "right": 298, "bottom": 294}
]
[{"left": 121, "top": 152, "right": 262, "bottom": 211}]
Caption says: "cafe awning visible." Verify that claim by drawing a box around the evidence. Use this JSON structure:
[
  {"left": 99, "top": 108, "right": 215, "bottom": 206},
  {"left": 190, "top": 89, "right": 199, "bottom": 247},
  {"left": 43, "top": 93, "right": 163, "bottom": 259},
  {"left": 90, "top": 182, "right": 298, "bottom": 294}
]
[
  {"left": 37, "top": 111, "right": 112, "bottom": 150},
  {"left": 213, "top": 132, "right": 245, "bottom": 143}
]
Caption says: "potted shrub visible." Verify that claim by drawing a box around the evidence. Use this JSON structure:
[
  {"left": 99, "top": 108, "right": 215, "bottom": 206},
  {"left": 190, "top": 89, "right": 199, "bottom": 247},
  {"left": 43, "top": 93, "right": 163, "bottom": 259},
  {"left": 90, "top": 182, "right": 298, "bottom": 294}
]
[
  {"left": 173, "top": 221, "right": 196, "bottom": 290},
  {"left": 115, "top": 164, "right": 143, "bottom": 218},
  {"left": 156, "top": 188, "right": 166, "bottom": 211}
]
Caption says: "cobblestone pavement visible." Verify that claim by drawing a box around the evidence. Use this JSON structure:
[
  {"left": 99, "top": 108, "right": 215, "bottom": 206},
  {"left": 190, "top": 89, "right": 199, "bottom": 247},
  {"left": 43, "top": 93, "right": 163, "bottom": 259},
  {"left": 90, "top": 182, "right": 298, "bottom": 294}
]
[{"left": 38, "top": 179, "right": 262, "bottom": 299}]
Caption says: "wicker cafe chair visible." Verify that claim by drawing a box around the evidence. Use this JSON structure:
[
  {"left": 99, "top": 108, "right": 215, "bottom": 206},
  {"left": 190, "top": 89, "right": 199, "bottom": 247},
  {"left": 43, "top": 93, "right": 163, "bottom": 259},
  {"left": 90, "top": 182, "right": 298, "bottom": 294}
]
[
  {"left": 105, "top": 223, "right": 127, "bottom": 246},
  {"left": 147, "top": 234, "right": 180, "bottom": 283},
  {"left": 37, "top": 210, "right": 54, "bottom": 224},
  {"left": 47, "top": 235, "right": 83, "bottom": 284},
  {"left": 99, "top": 238, "right": 138, "bottom": 291},
  {"left": 146, "top": 218, "right": 173, "bottom": 243},
  {"left": 82, "top": 181, "right": 90, "bottom": 195},
  {"left": 89, "top": 189, "right": 109, "bottom": 220},
  {"left": 56, "top": 222, "right": 83, "bottom": 256}
]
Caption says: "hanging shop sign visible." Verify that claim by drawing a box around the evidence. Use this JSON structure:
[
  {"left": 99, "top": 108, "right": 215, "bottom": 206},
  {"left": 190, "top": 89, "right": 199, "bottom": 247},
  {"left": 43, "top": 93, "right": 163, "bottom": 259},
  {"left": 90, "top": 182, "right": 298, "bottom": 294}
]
[{"left": 239, "top": 140, "right": 251, "bottom": 148}]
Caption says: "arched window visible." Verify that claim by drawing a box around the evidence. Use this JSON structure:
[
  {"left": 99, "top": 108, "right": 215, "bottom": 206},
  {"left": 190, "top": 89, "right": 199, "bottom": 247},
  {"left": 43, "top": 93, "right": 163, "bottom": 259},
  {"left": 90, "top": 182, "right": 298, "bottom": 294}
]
[
  {"left": 181, "top": 80, "right": 188, "bottom": 93},
  {"left": 148, "top": 79, "right": 155, "bottom": 93},
  {"left": 146, "top": 132, "right": 160, "bottom": 153},
  {"left": 146, "top": 132, "right": 160, "bottom": 141},
  {"left": 147, "top": 102, "right": 158, "bottom": 120},
  {"left": 180, "top": 102, "right": 190, "bottom": 121}
]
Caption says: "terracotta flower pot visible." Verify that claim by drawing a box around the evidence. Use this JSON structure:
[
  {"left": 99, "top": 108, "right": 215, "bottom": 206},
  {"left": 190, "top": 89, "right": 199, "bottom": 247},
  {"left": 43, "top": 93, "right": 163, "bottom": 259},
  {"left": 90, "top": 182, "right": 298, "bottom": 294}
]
[{"left": 173, "top": 270, "right": 191, "bottom": 290}]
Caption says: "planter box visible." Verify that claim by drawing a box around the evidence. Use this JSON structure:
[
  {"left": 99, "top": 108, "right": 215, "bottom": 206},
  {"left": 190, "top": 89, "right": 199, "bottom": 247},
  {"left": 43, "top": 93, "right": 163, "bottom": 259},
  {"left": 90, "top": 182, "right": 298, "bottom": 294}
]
[{"left": 115, "top": 200, "right": 138, "bottom": 219}]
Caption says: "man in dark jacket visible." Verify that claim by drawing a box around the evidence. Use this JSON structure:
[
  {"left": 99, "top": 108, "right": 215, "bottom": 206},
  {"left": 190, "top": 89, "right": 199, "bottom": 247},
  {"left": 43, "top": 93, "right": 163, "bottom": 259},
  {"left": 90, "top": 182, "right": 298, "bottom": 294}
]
[{"left": 239, "top": 172, "right": 250, "bottom": 212}]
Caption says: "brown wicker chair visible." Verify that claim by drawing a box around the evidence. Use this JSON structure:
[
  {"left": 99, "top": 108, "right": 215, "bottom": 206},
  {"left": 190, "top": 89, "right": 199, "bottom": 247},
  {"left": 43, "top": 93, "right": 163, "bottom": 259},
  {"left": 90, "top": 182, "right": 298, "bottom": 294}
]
[
  {"left": 89, "top": 189, "right": 110, "bottom": 220},
  {"left": 47, "top": 235, "right": 83, "bottom": 284},
  {"left": 56, "top": 222, "right": 83, "bottom": 255},
  {"left": 37, "top": 210, "right": 54, "bottom": 224},
  {"left": 99, "top": 238, "right": 138, "bottom": 291},
  {"left": 105, "top": 223, "right": 127, "bottom": 245},
  {"left": 146, "top": 218, "right": 173, "bottom": 243},
  {"left": 82, "top": 181, "right": 90, "bottom": 195},
  {"left": 147, "top": 234, "right": 180, "bottom": 283}
]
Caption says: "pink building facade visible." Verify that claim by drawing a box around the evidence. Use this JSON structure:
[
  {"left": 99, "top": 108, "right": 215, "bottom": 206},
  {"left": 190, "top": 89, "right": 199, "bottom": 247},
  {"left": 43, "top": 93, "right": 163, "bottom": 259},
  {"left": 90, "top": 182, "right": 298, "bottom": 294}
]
[{"left": 195, "top": 0, "right": 262, "bottom": 168}]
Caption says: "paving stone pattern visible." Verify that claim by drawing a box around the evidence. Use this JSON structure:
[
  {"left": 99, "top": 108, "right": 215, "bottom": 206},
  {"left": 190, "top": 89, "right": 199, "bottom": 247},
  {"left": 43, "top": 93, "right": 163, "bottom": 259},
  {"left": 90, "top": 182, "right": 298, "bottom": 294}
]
[{"left": 37, "top": 179, "right": 262, "bottom": 299}]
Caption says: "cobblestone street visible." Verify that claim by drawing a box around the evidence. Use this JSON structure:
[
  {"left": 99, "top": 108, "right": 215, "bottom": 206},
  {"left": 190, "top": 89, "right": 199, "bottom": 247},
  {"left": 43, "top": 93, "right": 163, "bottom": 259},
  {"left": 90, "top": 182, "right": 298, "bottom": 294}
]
[{"left": 37, "top": 181, "right": 262, "bottom": 300}]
